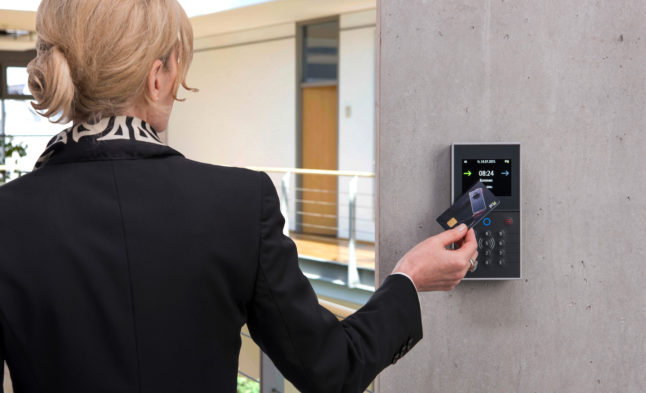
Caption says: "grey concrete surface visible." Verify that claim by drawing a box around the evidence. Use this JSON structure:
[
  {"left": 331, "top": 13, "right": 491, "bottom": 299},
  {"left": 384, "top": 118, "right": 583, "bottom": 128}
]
[{"left": 376, "top": 1, "right": 646, "bottom": 392}]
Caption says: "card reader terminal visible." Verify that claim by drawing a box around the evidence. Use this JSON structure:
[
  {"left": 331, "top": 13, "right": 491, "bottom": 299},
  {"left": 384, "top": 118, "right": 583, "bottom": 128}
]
[{"left": 452, "top": 144, "right": 521, "bottom": 279}]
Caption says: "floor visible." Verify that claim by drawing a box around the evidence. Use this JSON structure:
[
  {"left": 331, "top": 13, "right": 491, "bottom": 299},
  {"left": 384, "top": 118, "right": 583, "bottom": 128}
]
[{"left": 290, "top": 232, "right": 375, "bottom": 270}]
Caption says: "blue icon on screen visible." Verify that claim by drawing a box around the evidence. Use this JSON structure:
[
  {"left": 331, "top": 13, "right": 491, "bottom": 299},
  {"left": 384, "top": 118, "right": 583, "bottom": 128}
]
[{"left": 483, "top": 218, "right": 492, "bottom": 226}]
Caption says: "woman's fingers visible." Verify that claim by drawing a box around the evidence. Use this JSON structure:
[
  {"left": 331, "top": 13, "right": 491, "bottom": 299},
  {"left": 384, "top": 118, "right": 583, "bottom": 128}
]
[
  {"left": 457, "top": 229, "right": 477, "bottom": 258},
  {"left": 433, "top": 224, "right": 468, "bottom": 247},
  {"left": 392, "top": 227, "right": 481, "bottom": 292}
]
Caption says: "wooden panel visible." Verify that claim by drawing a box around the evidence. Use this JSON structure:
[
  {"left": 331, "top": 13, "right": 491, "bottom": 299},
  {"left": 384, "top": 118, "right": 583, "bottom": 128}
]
[{"left": 301, "top": 85, "right": 338, "bottom": 236}]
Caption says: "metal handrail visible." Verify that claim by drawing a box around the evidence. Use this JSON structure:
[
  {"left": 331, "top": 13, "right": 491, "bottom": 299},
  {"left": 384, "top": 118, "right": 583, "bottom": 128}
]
[
  {"left": 252, "top": 168, "right": 373, "bottom": 392},
  {"left": 296, "top": 211, "right": 338, "bottom": 219},
  {"left": 0, "top": 165, "right": 30, "bottom": 185},
  {"left": 258, "top": 167, "right": 375, "bottom": 290},
  {"left": 0, "top": 165, "right": 29, "bottom": 174},
  {"left": 247, "top": 166, "right": 374, "bottom": 178},
  {"left": 294, "top": 198, "right": 338, "bottom": 206}
]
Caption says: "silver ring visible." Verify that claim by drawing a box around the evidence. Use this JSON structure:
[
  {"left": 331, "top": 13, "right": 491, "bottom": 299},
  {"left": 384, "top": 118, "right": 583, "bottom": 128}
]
[{"left": 469, "top": 258, "right": 478, "bottom": 272}]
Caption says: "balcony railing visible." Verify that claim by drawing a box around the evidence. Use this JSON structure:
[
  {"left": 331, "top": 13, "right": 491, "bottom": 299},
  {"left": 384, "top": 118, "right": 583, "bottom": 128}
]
[
  {"left": 248, "top": 167, "right": 376, "bottom": 295},
  {"left": 0, "top": 164, "right": 28, "bottom": 185},
  {"left": 243, "top": 167, "right": 376, "bottom": 393}
]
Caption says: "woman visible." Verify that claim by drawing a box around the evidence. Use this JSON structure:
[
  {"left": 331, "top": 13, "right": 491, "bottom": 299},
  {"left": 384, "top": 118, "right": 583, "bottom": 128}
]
[{"left": 0, "top": 0, "right": 477, "bottom": 392}]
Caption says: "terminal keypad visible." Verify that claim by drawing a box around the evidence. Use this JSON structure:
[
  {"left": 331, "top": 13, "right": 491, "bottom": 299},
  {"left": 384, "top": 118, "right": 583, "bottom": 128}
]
[{"left": 467, "top": 211, "right": 520, "bottom": 279}]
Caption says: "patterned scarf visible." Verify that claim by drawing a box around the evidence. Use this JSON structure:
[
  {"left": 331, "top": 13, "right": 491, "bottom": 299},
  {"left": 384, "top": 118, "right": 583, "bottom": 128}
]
[{"left": 34, "top": 116, "right": 183, "bottom": 170}]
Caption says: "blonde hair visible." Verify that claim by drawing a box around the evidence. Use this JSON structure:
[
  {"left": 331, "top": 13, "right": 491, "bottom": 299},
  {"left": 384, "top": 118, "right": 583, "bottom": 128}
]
[{"left": 27, "top": 0, "right": 196, "bottom": 124}]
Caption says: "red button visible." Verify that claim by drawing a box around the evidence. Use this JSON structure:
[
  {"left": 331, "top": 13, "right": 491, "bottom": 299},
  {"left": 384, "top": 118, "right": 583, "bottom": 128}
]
[{"left": 504, "top": 217, "right": 513, "bottom": 225}]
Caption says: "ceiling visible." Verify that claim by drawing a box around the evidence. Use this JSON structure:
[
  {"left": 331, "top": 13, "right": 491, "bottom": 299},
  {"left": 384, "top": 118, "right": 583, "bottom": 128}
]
[
  {"left": 0, "top": 0, "right": 375, "bottom": 51},
  {"left": 190, "top": 0, "right": 375, "bottom": 38},
  {"left": 0, "top": 0, "right": 273, "bottom": 18}
]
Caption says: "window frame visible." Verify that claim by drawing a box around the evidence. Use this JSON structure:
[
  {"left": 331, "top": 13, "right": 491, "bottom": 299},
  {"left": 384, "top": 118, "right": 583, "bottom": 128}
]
[
  {"left": 0, "top": 50, "right": 36, "bottom": 100},
  {"left": 0, "top": 50, "right": 37, "bottom": 167},
  {"left": 299, "top": 16, "right": 340, "bottom": 85}
]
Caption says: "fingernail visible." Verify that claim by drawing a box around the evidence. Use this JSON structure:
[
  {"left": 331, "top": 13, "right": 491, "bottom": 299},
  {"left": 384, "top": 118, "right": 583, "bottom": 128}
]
[{"left": 456, "top": 224, "right": 467, "bottom": 232}]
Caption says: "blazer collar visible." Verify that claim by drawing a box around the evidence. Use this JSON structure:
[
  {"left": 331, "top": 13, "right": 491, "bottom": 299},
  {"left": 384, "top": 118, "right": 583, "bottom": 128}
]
[{"left": 34, "top": 116, "right": 183, "bottom": 170}]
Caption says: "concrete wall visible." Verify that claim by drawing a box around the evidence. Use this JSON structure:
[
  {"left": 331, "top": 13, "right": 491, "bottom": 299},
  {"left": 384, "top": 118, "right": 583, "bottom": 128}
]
[{"left": 376, "top": 1, "right": 645, "bottom": 392}]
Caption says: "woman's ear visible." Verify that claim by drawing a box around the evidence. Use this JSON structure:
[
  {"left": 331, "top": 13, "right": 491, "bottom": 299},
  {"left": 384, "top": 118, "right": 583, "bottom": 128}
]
[{"left": 147, "top": 59, "right": 165, "bottom": 103}]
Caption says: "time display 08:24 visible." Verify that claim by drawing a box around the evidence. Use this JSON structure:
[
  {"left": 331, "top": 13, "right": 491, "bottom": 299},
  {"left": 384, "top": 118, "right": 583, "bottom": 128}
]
[{"left": 461, "top": 159, "right": 512, "bottom": 197}]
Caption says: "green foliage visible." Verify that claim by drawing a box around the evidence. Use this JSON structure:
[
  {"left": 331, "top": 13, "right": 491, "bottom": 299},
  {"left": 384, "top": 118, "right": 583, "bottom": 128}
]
[
  {"left": 0, "top": 136, "right": 28, "bottom": 184},
  {"left": 2, "top": 136, "right": 28, "bottom": 161},
  {"left": 237, "top": 375, "right": 260, "bottom": 393}
]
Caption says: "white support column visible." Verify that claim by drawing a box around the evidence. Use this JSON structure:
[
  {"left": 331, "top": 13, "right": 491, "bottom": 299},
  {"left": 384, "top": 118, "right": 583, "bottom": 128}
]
[
  {"left": 347, "top": 175, "right": 360, "bottom": 288},
  {"left": 280, "top": 172, "right": 291, "bottom": 236}
]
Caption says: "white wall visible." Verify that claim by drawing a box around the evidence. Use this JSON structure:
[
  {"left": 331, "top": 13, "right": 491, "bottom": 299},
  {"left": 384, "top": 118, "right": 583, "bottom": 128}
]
[
  {"left": 337, "top": 10, "right": 377, "bottom": 242},
  {"left": 168, "top": 24, "right": 296, "bottom": 169},
  {"left": 168, "top": 12, "right": 378, "bottom": 240},
  {"left": 168, "top": 24, "right": 298, "bottom": 228}
]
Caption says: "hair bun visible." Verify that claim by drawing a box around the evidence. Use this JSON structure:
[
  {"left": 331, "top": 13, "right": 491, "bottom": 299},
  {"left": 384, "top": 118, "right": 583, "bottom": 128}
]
[
  {"left": 27, "top": 44, "right": 75, "bottom": 123},
  {"left": 28, "top": 0, "right": 195, "bottom": 124}
]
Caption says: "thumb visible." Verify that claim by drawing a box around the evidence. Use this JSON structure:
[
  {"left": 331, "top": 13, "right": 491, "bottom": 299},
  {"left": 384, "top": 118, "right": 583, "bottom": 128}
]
[{"left": 434, "top": 224, "right": 468, "bottom": 247}]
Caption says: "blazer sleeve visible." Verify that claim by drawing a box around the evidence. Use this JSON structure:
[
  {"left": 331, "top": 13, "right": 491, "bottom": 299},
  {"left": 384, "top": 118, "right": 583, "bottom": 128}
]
[{"left": 246, "top": 172, "right": 423, "bottom": 393}]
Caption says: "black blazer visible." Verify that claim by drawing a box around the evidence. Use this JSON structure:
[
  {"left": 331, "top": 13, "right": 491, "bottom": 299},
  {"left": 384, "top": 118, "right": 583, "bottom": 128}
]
[{"left": 0, "top": 116, "right": 422, "bottom": 393}]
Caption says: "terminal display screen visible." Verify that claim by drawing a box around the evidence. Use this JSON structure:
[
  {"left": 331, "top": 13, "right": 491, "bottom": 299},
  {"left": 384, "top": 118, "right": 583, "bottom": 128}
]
[{"left": 461, "top": 159, "right": 512, "bottom": 196}]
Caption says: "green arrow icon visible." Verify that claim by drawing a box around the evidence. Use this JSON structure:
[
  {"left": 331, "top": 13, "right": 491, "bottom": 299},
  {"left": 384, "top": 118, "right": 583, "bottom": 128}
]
[{"left": 463, "top": 170, "right": 472, "bottom": 176}]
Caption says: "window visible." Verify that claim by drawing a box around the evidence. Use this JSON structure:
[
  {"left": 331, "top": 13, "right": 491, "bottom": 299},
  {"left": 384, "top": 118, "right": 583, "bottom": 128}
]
[
  {"left": 1, "top": 100, "right": 67, "bottom": 173},
  {"left": 6, "top": 67, "right": 30, "bottom": 96},
  {"left": 0, "top": 51, "right": 69, "bottom": 181},
  {"left": 301, "top": 20, "right": 339, "bottom": 83}
]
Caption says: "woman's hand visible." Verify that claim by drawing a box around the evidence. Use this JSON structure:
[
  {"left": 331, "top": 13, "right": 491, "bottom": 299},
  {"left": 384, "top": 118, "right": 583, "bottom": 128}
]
[{"left": 392, "top": 224, "right": 478, "bottom": 291}]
